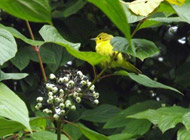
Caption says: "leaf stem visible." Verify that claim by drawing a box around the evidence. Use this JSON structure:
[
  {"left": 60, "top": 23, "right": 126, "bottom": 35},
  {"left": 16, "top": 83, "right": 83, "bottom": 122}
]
[
  {"left": 131, "top": 18, "right": 147, "bottom": 37},
  {"left": 57, "top": 121, "right": 62, "bottom": 140},
  {"left": 25, "top": 21, "right": 47, "bottom": 82}
]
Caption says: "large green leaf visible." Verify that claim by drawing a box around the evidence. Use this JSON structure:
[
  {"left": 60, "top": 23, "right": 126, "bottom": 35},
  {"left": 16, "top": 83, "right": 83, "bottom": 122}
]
[
  {"left": 128, "top": 106, "right": 190, "bottom": 133},
  {"left": 0, "top": 70, "right": 28, "bottom": 81},
  {"left": 177, "top": 127, "right": 190, "bottom": 140},
  {"left": 172, "top": 0, "right": 190, "bottom": 24},
  {"left": 0, "top": 117, "right": 46, "bottom": 137},
  {"left": 0, "top": 0, "right": 51, "bottom": 24},
  {"left": 63, "top": 124, "right": 82, "bottom": 140},
  {"left": 30, "top": 131, "right": 69, "bottom": 140},
  {"left": 77, "top": 124, "right": 109, "bottom": 140},
  {"left": 0, "top": 24, "right": 43, "bottom": 46},
  {"left": 104, "top": 100, "right": 161, "bottom": 129},
  {"left": 88, "top": 0, "right": 135, "bottom": 55},
  {"left": 111, "top": 37, "right": 159, "bottom": 61},
  {"left": 22, "top": 46, "right": 56, "bottom": 64},
  {"left": 115, "top": 70, "right": 182, "bottom": 94},
  {"left": 80, "top": 104, "right": 121, "bottom": 123},
  {"left": 182, "top": 112, "right": 190, "bottom": 130},
  {"left": 11, "top": 47, "right": 30, "bottom": 71},
  {"left": 0, "top": 83, "right": 31, "bottom": 131},
  {"left": 0, "top": 28, "right": 17, "bottom": 65},
  {"left": 39, "top": 25, "right": 106, "bottom": 65},
  {"left": 0, "top": 117, "right": 25, "bottom": 137}
]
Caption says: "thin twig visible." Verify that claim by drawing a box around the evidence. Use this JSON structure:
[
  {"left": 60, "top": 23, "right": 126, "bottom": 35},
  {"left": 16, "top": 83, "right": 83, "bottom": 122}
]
[
  {"left": 61, "top": 130, "right": 72, "bottom": 140},
  {"left": 99, "top": 74, "right": 115, "bottom": 80},
  {"left": 92, "top": 65, "right": 97, "bottom": 78},
  {"left": 63, "top": 120, "right": 78, "bottom": 127},
  {"left": 25, "top": 21, "right": 47, "bottom": 82}
]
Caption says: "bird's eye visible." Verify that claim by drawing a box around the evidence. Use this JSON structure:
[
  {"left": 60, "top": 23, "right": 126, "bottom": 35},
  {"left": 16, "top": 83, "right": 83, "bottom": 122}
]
[{"left": 99, "top": 37, "right": 101, "bottom": 40}]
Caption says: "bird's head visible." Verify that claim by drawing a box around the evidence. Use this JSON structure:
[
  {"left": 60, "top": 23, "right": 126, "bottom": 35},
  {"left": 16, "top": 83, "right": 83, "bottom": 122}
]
[{"left": 91, "top": 33, "right": 113, "bottom": 44}]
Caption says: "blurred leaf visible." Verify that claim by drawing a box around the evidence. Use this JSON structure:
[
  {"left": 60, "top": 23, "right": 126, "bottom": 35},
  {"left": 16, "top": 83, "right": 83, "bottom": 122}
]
[
  {"left": 63, "top": 123, "right": 82, "bottom": 140},
  {"left": 22, "top": 46, "right": 56, "bottom": 64},
  {"left": 111, "top": 37, "right": 159, "bottom": 61},
  {"left": 77, "top": 124, "right": 109, "bottom": 140},
  {"left": 30, "top": 131, "right": 69, "bottom": 140},
  {"left": 11, "top": 48, "right": 30, "bottom": 71},
  {"left": 53, "top": 0, "right": 87, "bottom": 18},
  {"left": 39, "top": 25, "right": 107, "bottom": 65},
  {"left": 108, "top": 133, "right": 136, "bottom": 140},
  {"left": 0, "top": 70, "right": 28, "bottom": 81},
  {"left": 0, "top": 83, "right": 31, "bottom": 131},
  {"left": 104, "top": 100, "right": 161, "bottom": 128},
  {"left": 172, "top": 0, "right": 190, "bottom": 23},
  {"left": 128, "top": 106, "right": 190, "bottom": 133},
  {"left": 88, "top": 0, "right": 135, "bottom": 55},
  {"left": 115, "top": 70, "right": 182, "bottom": 94},
  {"left": 0, "top": 28, "right": 17, "bottom": 65},
  {"left": 156, "top": 2, "right": 176, "bottom": 16},
  {"left": 80, "top": 104, "right": 121, "bottom": 123},
  {"left": 174, "top": 62, "right": 190, "bottom": 87},
  {"left": 0, "top": 24, "right": 43, "bottom": 46},
  {"left": 177, "top": 127, "right": 190, "bottom": 140},
  {"left": 0, "top": 0, "right": 52, "bottom": 24}
]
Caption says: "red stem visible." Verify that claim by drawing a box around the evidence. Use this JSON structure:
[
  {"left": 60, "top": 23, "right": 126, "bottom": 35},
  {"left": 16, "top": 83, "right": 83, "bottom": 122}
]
[{"left": 25, "top": 21, "right": 47, "bottom": 82}]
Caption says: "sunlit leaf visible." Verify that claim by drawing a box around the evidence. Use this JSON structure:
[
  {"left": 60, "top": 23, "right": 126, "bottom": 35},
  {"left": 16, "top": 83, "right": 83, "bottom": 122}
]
[
  {"left": 0, "top": 0, "right": 52, "bottom": 24},
  {"left": 0, "top": 83, "right": 31, "bottom": 131},
  {"left": 0, "top": 70, "right": 28, "bottom": 81}
]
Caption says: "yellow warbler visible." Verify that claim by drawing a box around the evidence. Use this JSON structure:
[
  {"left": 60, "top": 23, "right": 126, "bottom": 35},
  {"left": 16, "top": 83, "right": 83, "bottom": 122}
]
[{"left": 92, "top": 33, "right": 141, "bottom": 74}]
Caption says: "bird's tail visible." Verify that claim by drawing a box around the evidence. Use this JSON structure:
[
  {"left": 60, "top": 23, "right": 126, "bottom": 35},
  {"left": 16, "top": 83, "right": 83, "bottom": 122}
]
[{"left": 121, "top": 60, "right": 142, "bottom": 74}]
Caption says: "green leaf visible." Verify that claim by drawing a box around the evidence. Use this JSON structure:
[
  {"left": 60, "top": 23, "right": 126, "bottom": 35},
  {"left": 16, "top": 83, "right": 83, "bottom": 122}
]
[
  {"left": 63, "top": 124, "right": 82, "bottom": 140},
  {"left": 77, "top": 124, "right": 109, "bottom": 140},
  {"left": 177, "top": 127, "right": 190, "bottom": 140},
  {"left": 30, "top": 117, "right": 46, "bottom": 130},
  {"left": 0, "top": 70, "right": 28, "bottom": 81},
  {"left": 39, "top": 25, "right": 106, "bottom": 65},
  {"left": 87, "top": 0, "right": 135, "bottom": 55},
  {"left": 0, "top": 117, "right": 46, "bottom": 137},
  {"left": 0, "top": 83, "right": 31, "bottom": 131},
  {"left": 11, "top": 48, "right": 30, "bottom": 71},
  {"left": 80, "top": 104, "right": 121, "bottom": 123},
  {"left": 0, "top": 117, "right": 25, "bottom": 137},
  {"left": 115, "top": 70, "right": 182, "bottom": 94},
  {"left": 22, "top": 46, "right": 56, "bottom": 64},
  {"left": 111, "top": 37, "right": 159, "bottom": 61},
  {"left": 30, "top": 131, "right": 69, "bottom": 140},
  {"left": 182, "top": 112, "right": 190, "bottom": 130},
  {"left": 128, "top": 106, "right": 190, "bottom": 133},
  {"left": 0, "top": 28, "right": 17, "bottom": 65},
  {"left": 0, "top": 24, "right": 44, "bottom": 46},
  {"left": 122, "top": 119, "right": 151, "bottom": 135},
  {"left": 108, "top": 133, "right": 136, "bottom": 140},
  {"left": 172, "top": 0, "right": 190, "bottom": 24},
  {"left": 138, "top": 19, "right": 162, "bottom": 30},
  {"left": 63, "top": 0, "right": 86, "bottom": 17},
  {"left": 0, "top": 0, "right": 52, "bottom": 24},
  {"left": 104, "top": 100, "right": 161, "bottom": 129}
]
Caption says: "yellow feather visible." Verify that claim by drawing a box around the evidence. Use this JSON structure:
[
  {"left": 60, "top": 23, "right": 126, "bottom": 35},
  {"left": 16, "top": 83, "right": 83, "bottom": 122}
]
[{"left": 94, "top": 33, "right": 141, "bottom": 74}]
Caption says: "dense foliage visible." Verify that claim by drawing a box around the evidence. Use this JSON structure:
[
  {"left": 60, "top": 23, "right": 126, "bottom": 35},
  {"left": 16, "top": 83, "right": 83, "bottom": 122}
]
[{"left": 0, "top": 0, "right": 190, "bottom": 140}]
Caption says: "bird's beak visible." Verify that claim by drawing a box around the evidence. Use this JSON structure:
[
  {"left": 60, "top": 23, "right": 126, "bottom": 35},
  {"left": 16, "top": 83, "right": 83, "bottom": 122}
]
[{"left": 90, "top": 38, "right": 96, "bottom": 41}]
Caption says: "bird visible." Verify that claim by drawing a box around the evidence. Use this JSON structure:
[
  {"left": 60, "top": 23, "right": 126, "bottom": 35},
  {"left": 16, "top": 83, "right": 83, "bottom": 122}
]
[{"left": 91, "top": 32, "right": 141, "bottom": 74}]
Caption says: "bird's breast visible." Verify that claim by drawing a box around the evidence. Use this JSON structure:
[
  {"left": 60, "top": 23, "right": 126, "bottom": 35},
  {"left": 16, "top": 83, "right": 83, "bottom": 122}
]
[{"left": 96, "top": 41, "right": 113, "bottom": 56}]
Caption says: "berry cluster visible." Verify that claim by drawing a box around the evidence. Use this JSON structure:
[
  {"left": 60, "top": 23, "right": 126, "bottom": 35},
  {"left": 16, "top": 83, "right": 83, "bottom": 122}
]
[{"left": 35, "top": 69, "right": 99, "bottom": 120}]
